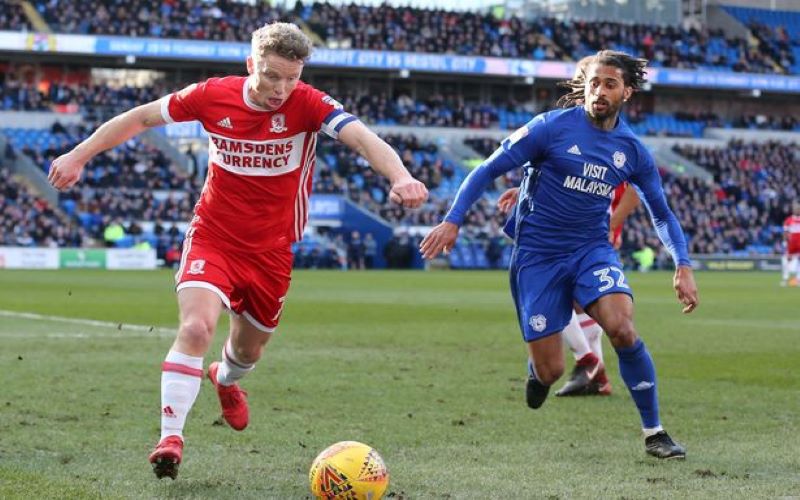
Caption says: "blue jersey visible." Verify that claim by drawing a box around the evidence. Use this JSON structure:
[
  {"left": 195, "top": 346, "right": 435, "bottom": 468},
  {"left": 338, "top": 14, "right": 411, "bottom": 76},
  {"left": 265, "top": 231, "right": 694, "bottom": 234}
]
[{"left": 445, "top": 106, "right": 690, "bottom": 266}]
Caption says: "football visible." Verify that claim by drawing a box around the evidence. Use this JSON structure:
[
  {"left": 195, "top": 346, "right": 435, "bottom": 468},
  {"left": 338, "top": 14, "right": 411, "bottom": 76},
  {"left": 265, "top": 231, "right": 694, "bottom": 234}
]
[{"left": 309, "top": 441, "right": 389, "bottom": 499}]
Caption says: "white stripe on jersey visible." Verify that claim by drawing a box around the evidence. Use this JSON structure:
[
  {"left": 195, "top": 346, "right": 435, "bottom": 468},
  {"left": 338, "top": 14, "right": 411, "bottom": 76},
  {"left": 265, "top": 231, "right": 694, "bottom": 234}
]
[
  {"left": 294, "top": 134, "right": 317, "bottom": 241},
  {"left": 160, "top": 95, "right": 175, "bottom": 124}
]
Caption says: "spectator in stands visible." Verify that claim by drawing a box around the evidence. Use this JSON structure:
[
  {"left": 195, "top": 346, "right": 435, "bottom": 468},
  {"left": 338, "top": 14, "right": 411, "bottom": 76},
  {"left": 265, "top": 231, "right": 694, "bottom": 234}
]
[
  {"left": 102, "top": 217, "right": 125, "bottom": 247},
  {"left": 347, "top": 230, "right": 365, "bottom": 270},
  {"left": 363, "top": 232, "right": 377, "bottom": 269}
]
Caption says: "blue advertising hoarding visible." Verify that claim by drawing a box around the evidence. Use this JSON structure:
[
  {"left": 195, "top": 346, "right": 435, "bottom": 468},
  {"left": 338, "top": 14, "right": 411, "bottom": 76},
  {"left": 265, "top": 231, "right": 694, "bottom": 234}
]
[{"left": 1, "top": 31, "right": 799, "bottom": 93}]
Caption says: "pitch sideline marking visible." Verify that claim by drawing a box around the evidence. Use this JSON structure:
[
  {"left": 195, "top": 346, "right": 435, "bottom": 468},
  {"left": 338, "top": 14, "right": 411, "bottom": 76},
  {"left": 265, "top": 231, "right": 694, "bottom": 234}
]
[{"left": 0, "top": 309, "right": 175, "bottom": 337}]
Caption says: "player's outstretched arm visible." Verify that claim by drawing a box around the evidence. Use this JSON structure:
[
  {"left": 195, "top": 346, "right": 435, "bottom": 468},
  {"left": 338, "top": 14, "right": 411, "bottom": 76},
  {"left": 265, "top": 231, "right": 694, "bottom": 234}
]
[
  {"left": 497, "top": 187, "right": 519, "bottom": 214},
  {"left": 48, "top": 99, "right": 167, "bottom": 191},
  {"left": 337, "top": 120, "right": 428, "bottom": 209},
  {"left": 610, "top": 185, "right": 640, "bottom": 234},
  {"left": 673, "top": 265, "right": 699, "bottom": 313},
  {"left": 420, "top": 222, "right": 459, "bottom": 260}
]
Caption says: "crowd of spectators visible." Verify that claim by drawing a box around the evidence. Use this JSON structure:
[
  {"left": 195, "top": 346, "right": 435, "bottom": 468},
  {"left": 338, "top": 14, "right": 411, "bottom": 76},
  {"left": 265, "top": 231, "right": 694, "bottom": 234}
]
[
  {"left": 0, "top": 75, "right": 174, "bottom": 118},
  {"left": 0, "top": 166, "right": 86, "bottom": 247},
  {"left": 5, "top": 119, "right": 200, "bottom": 260},
  {"left": 0, "top": 1, "right": 30, "bottom": 32},
  {"left": 29, "top": 0, "right": 298, "bottom": 41},
  {"left": 742, "top": 20, "right": 797, "bottom": 74},
  {"left": 338, "top": 92, "right": 524, "bottom": 129},
  {"left": 2, "top": 78, "right": 798, "bottom": 268},
  {"left": 304, "top": 2, "right": 560, "bottom": 60},
  {"left": 3, "top": 1, "right": 795, "bottom": 74},
  {"left": 303, "top": 2, "right": 787, "bottom": 73},
  {"left": 457, "top": 136, "right": 798, "bottom": 266},
  {"left": 4, "top": 77, "right": 799, "bottom": 136},
  {"left": 615, "top": 140, "right": 798, "bottom": 266},
  {"left": 315, "top": 133, "right": 459, "bottom": 224}
]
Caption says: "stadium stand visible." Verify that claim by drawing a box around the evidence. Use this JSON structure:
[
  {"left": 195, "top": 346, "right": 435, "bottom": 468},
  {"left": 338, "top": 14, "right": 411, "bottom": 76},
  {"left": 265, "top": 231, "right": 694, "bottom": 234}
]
[
  {"left": 0, "top": 1, "right": 31, "bottom": 32},
  {"left": 725, "top": 6, "right": 800, "bottom": 74},
  {"left": 1, "top": 2, "right": 800, "bottom": 270},
  {"left": 30, "top": 0, "right": 297, "bottom": 41},
  {"left": 0, "top": 165, "right": 86, "bottom": 247},
  {"left": 10, "top": 0, "right": 796, "bottom": 74}
]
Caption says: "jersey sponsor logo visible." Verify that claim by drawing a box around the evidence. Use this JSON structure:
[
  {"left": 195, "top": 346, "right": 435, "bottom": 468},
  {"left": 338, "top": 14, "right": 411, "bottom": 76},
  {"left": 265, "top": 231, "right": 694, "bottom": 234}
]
[
  {"left": 563, "top": 175, "right": 614, "bottom": 198},
  {"left": 269, "top": 113, "right": 287, "bottom": 133},
  {"left": 187, "top": 259, "right": 205, "bottom": 275},
  {"left": 613, "top": 151, "right": 626, "bottom": 169},
  {"left": 322, "top": 95, "right": 343, "bottom": 109},
  {"left": 529, "top": 314, "right": 547, "bottom": 332},
  {"left": 216, "top": 117, "right": 233, "bottom": 129},
  {"left": 567, "top": 144, "right": 582, "bottom": 155},
  {"left": 630, "top": 381, "right": 655, "bottom": 391},
  {"left": 207, "top": 132, "right": 306, "bottom": 176}
]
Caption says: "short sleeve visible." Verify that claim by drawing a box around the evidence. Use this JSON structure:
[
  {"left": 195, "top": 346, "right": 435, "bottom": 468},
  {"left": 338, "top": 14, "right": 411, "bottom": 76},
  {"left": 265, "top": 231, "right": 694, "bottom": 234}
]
[
  {"left": 303, "top": 86, "right": 357, "bottom": 139},
  {"left": 160, "top": 81, "right": 207, "bottom": 124}
]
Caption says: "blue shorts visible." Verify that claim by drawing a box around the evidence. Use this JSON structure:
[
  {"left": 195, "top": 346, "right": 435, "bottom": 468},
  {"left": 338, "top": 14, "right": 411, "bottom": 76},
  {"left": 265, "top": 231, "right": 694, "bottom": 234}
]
[{"left": 509, "top": 243, "right": 632, "bottom": 342}]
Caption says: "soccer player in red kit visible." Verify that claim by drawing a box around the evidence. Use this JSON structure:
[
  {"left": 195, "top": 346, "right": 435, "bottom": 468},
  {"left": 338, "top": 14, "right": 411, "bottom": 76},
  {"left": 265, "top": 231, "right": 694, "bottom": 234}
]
[
  {"left": 781, "top": 201, "right": 800, "bottom": 287},
  {"left": 47, "top": 23, "right": 428, "bottom": 479}
]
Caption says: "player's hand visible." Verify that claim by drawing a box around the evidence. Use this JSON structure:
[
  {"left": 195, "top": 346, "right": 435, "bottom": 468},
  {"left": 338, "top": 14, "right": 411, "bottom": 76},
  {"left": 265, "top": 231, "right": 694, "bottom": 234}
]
[
  {"left": 497, "top": 188, "right": 519, "bottom": 214},
  {"left": 419, "top": 222, "right": 459, "bottom": 260},
  {"left": 673, "top": 265, "right": 699, "bottom": 314},
  {"left": 48, "top": 150, "right": 88, "bottom": 191},
  {"left": 389, "top": 176, "right": 428, "bottom": 209}
]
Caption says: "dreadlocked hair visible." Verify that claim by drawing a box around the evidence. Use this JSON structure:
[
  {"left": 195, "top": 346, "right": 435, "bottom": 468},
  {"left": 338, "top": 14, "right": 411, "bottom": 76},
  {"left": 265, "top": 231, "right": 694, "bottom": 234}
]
[
  {"left": 556, "top": 50, "right": 649, "bottom": 108},
  {"left": 556, "top": 55, "right": 593, "bottom": 108}
]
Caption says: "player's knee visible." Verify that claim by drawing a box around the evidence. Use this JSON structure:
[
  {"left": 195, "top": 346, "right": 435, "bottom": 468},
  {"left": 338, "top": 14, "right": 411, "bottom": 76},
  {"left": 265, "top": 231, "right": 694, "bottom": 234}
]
[
  {"left": 605, "top": 317, "right": 638, "bottom": 348},
  {"left": 178, "top": 318, "right": 216, "bottom": 349},
  {"left": 231, "top": 343, "right": 262, "bottom": 365}
]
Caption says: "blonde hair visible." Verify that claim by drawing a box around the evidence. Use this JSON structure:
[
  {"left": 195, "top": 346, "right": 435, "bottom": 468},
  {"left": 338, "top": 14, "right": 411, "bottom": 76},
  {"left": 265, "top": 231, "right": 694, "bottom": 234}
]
[{"left": 251, "top": 22, "right": 312, "bottom": 63}]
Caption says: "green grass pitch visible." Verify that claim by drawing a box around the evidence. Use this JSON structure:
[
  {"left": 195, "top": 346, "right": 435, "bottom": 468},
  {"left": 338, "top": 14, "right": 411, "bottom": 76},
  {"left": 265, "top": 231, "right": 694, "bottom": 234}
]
[{"left": 0, "top": 269, "right": 798, "bottom": 498}]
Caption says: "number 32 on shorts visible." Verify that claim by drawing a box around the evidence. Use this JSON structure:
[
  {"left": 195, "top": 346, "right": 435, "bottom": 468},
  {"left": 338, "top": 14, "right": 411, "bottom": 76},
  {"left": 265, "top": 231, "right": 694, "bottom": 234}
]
[{"left": 593, "top": 266, "right": 630, "bottom": 292}]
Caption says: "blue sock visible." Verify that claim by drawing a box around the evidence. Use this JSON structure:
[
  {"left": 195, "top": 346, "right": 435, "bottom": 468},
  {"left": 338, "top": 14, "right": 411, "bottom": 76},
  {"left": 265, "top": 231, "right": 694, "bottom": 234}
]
[{"left": 615, "top": 339, "right": 660, "bottom": 429}]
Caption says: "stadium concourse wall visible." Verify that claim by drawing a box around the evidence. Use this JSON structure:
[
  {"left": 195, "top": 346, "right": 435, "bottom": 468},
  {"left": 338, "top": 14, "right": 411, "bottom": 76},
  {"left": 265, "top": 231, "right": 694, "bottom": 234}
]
[{"left": 0, "top": 247, "right": 157, "bottom": 270}]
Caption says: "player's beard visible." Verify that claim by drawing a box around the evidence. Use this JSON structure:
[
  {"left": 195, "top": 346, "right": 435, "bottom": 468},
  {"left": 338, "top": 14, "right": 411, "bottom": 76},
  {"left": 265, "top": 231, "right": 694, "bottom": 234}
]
[{"left": 586, "top": 98, "right": 621, "bottom": 130}]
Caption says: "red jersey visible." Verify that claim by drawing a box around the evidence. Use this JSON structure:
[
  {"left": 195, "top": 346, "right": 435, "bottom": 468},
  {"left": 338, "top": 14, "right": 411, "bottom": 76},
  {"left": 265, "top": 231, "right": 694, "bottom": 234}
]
[
  {"left": 784, "top": 215, "right": 800, "bottom": 252},
  {"left": 609, "top": 182, "right": 628, "bottom": 244},
  {"left": 160, "top": 77, "right": 354, "bottom": 252}
]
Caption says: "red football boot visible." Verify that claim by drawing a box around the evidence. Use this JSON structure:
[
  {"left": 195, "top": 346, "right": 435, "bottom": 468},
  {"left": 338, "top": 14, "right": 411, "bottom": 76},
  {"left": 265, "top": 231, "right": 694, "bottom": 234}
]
[
  {"left": 149, "top": 435, "right": 184, "bottom": 479},
  {"left": 207, "top": 362, "right": 249, "bottom": 431}
]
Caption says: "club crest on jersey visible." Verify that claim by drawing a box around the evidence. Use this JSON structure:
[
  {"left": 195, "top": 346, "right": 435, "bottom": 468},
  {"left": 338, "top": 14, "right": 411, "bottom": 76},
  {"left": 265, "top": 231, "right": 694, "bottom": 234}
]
[
  {"left": 270, "top": 114, "right": 287, "bottom": 133},
  {"left": 613, "top": 151, "right": 626, "bottom": 169},
  {"left": 529, "top": 314, "right": 547, "bottom": 332},
  {"left": 187, "top": 259, "right": 206, "bottom": 275}
]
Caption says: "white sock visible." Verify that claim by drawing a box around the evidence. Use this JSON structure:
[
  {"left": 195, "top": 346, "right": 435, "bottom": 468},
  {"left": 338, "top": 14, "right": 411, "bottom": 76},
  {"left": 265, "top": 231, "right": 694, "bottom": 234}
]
[
  {"left": 160, "top": 350, "right": 203, "bottom": 440},
  {"left": 216, "top": 338, "right": 255, "bottom": 386},
  {"left": 643, "top": 425, "right": 664, "bottom": 437},
  {"left": 563, "top": 311, "right": 591, "bottom": 361},
  {"left": 578, "top": 313, "right": 604, "bottom": 362},
  {"left": 791, "top": 256, "right": 799, "bottom": 278},
  {"left": 782, "top": 255, "right": 790, "bottom": 281}
]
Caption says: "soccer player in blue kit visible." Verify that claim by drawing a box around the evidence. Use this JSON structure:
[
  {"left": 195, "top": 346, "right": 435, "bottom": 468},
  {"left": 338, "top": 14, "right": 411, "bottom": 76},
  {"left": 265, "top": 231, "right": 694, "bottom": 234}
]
[{"left": 420, "top": 50, "right": 699, "bottom": 459}]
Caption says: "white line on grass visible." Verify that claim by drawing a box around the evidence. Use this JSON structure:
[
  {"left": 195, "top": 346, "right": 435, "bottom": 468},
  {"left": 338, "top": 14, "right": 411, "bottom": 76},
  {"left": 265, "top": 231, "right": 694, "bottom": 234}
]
[{"left": 0, "top": 309, "right": 175, "bottom": 337}]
